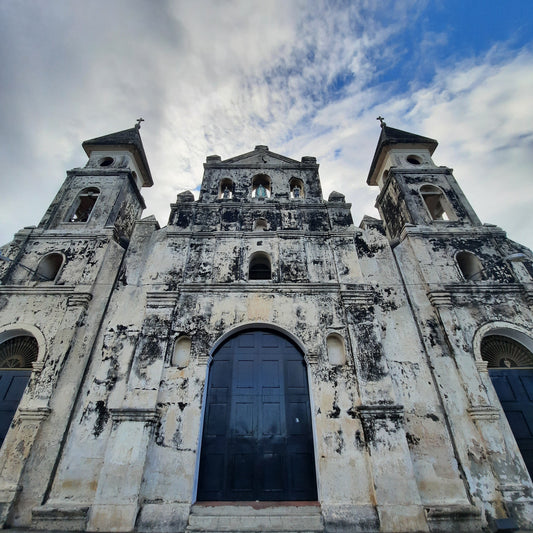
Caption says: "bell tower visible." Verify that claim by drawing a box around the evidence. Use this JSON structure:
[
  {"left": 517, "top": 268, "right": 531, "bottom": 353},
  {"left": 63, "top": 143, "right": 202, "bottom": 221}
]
[
  {"left": 38, "top": 123, "right": 152, "bottom": 244},
  {"left": 368, "top": 122, "right": 481, "bottom": 242}
]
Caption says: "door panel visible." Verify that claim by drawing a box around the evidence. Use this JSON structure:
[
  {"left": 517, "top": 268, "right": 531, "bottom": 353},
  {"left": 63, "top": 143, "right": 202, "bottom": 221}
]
[
  {"left": 198, "top": 330, "right": 317, "bottom": 501},
  {"left": 0, "top": 370, "right": 31, "bottom": 447},
  {"left": 490, "top": 368, "right": 533, "bottom": 477}
]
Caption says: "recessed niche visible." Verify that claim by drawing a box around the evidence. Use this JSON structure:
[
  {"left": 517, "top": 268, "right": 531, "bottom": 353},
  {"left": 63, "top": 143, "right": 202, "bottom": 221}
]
[
  {"left": 99, "top": 157, "right": 114, "bottom": 167},
  {"left": 407, "top": 155, "right": 422, "bottom": 165}
]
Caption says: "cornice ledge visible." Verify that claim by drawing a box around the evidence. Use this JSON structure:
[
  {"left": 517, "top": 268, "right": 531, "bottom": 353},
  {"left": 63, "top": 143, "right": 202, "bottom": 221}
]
[
  {"left": 67, "top": 293, "right": 92, "bottom": 308},
  {"left": 0, "top": 285, "right": 75, "bottom": 296},
  {"left": 443, "top": 283, "right": 523, "bottom": 296},
  {"left": 427, "top": 289, "right": 452, "bottom": 308},
  {"left": 146, "top": 291, "right": 179, "bottom": 308},
  {"left": 340, "top": 284, "right": 374, "bottom": 306},
  {"left": 109, "top": 407, "right": 159, "bottom": 423}
]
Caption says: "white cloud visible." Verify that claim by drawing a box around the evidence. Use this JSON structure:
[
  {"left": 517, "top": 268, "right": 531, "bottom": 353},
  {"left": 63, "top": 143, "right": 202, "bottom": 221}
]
[{"left": 0, "top": 0, "right": 532, "bottom": 256}]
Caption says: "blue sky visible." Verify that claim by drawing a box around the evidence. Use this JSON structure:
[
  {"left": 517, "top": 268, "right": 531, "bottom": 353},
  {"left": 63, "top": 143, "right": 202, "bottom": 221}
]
[{"left": 0, "top": 0, "right": 532, "bottom": 249}]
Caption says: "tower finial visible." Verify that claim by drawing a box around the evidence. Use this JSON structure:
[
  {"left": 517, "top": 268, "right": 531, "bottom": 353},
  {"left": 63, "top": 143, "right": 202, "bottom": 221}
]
[
  {"left": 376, "top": 116, "right": 386, "bottom": 128},
  {"left": 135, "top": 117, "right": 145, "bottom": 130}
]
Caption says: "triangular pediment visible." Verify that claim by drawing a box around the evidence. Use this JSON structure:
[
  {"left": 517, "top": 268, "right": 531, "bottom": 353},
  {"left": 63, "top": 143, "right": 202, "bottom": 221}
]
[{"left": 220, "top": 146, "right": 301, "bottom": 166}]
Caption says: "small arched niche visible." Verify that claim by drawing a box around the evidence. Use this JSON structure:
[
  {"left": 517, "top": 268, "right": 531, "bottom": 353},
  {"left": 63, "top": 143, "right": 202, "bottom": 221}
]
[
  {"left": 456, "top": 251, "right": 483, "bottom": 281},
  {"left": 34, "top": 253, "right": 64, "bottom": 282},
  {"left": 420, "top": 184, "right": 454, "bottom": 221},
  {"left": 251, "top": 174, "right": 271, "bottom": 198},
  {"left": 218, "top": 178, "right": 234, "bottom": 199},
  {"left": 326, "top": 333, "right": 346, "bottom": 366},
  {"left": 249, "top": 252, "right": 271, "bottom": 280},
  {"left": 172, "top": 336, "right": 191, "bottom": 368},
  {"left": 253, "top": 218, "right": 268, "bottom": 231},
  {"left": 289, "top": 177, "right": 304, "bottom": 199},
  {"left": 68, "top": 187, "right": 100, "bottom": 222}
]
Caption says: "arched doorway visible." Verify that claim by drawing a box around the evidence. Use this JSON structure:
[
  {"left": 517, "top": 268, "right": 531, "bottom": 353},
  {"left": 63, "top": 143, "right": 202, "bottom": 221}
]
[
  {"left": 481, "top": 333, "right": 533, "bottom": 476},
  {"left": 197, "top": 329, "right": 317, "bottom": 501},
  {"left": 0, "top": 335, "right": 38, "bottom": 447}
]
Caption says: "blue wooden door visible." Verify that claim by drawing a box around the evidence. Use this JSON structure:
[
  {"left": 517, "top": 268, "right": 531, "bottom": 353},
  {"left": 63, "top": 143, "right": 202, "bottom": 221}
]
[
  {"left": 197, "top": 330, "right": 317, "bottom": 501},
  {"left": 489, "top": 368, "right": 533, "bottom": 477},
  {"left": 0, "top": 370, "right": 31, "bottom": 447}
]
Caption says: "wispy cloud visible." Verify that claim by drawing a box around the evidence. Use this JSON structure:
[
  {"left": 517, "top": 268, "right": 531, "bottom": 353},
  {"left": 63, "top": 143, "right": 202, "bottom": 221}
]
[{"left": 0, "top": 1, "right": 531, "bottom": 251}]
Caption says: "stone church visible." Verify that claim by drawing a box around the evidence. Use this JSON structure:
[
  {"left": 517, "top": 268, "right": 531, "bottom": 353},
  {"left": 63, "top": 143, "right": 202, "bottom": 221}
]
[{"left": 0, "top": 122, "right": 532, "bottom": 533}]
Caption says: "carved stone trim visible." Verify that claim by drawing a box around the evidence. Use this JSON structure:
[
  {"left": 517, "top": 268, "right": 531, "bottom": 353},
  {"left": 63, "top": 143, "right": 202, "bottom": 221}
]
[
  {"left": 467, "top": 405, "right": 500, "bottom": 421},
  {"left": 109, "top": 408, "right": 159, "bottom": 423},
  {"left": 475, "top": 360, "right": 488, "bottom": 373},
  {"left": 67, "top": 293, "right": 92, "bottom": 309},
  {"left": 146, "top": 292, "right": 179, "bottom": 308},
  {"left": 427, "top": 290, "right": 452, "bottom": 308},
  {"left": 18, "top": 407, "right": 51, "bottom": 421},
  {"left": 305, "top": 352, "right": 319, "bottom": 365},
  {"left": 31, "top": 361, "right": 45, "bottom": 373},
  {"left": 358, "top": 404, "right": 404, "bottom": 420},
  {"left": 444, "top": 283, "right": 523, "bottom": 296},
  {"left": 340, "top": 286, "right": 374, "bottom": 306}
]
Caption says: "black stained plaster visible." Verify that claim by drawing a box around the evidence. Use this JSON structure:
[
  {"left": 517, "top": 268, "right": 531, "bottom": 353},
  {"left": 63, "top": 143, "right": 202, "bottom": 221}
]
[
  {"left": 357, "top": 323, "right": 387, "bottom": 381},
  {"left": 379, "top": 187, "right": 409, "bottom": 240},
  {"left": 406, "top": 432, "right": 420, "bottom": 446},
  {"left": 221, "top": 208, "right": 240, "bottom": 224},
  {"left": 430, "top": 236, "right": 516, "bottom": 282},
  {"left": 335, "top": 429, "right": 345, "bottom": 454},
  {"left": 347, "top": 305, "right": 375, "bottom": 324},
  {"left": 373, "top": 288, "right": 400, "bottom": 312},
  {"left": 360, "top": 412, "right": 403, "bottom": 448},
  {"left": 426, "top": 413, "right": 439, "bottom": 422},
  {"left": 424, "top": 318, "right": 441, "bottom": 349},
  {"left": 308, "top": 211, "right": 330, "bottom": 231},
  {"left": 328, "top": 210, "right": 352, "bottom": 229},
  {"left": 354, "top": 234, "right": 386, "bottom": 258},
  {"left": 327, "top": 402, "right": 341, "bottom": 419},
  {"left": 164, "top": 269, "right": 181, "bottom": 291}
]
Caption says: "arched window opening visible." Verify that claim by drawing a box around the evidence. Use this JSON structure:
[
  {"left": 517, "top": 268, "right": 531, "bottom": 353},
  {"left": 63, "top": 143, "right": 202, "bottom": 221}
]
[
  {"left": 481, "top": 335, "right": 533, "bottom": 368},
  {"left": 218, "top": 179, "right": 234, "bottom": 200},
  {"left": 249, "top": 252, "right": 271, "bottom": 280},
  {"left": 33, "top": 253, "right": 64, "bottom": 282},
  {"left": 0, "top": 335, "right": 39, "bottom": 446},
  {"left": 68, "top": 187, "right": 100, "bottom": 222},
  {"left": 420, "top": 184, "right": 453, "bottom": 221},
  {"left": 456, "top": 251, "right": 483, "bottom": 281},
  {"left": 251, "top": 174, "right": 271, "bottom": 198},
  {"left": 327, "top": 333, "right": 346, "bottom": 365},
  {"left": 172, "top": 336, "right": 191, "bottom": 368},
  {"left": 253, "top": 218, "right": 268, "bottom": 231},
  {"left": 289, "top": 178, "right": 304, "bottom": 199}
]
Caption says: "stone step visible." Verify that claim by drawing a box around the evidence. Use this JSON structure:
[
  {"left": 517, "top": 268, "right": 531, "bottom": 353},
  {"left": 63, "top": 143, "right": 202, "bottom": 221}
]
[{"left": 186, "top": 503, "right": 324, "bottom": 532}]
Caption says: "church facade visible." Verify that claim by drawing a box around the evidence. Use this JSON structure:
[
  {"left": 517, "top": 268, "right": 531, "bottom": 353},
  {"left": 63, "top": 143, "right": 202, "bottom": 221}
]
[{"left": 0, "top": 123, "right": 532, "bottom": 532}]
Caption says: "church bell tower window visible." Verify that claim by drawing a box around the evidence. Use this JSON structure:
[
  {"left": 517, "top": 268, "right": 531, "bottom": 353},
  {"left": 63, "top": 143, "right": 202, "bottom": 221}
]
[
  {"left": 249, "top": 252, "right": 271, "bottom": 280},
  {"left": 34, "top": 253, "right": 64, "bottom": 282},
  {"left": 456, "top": 251, "right": 484, "bottom": 281},
  {"left": 420, "top": 184, "right": 454, "bottom": 221},
  {"left": 68, "top": 187, "right": 100, "bottom": 223}
]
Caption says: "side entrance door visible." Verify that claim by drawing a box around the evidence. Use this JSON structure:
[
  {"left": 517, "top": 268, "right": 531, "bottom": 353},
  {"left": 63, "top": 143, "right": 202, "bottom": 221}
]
[
  {"left": 489, "top": 368, "right": 533, "bottom": 477},
  {"left": 197, "top": 329, "right": 317, "bottom": 501},
  {"left": 0, "top": 370, "right": 32, "bottom": 447}
]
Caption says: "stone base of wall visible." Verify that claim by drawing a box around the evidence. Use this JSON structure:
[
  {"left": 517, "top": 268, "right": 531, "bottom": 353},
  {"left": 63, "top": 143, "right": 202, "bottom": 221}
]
[
  {"left": 321, "top": 503, "right": 379, "bottom": 532},
  {"left": 136, "top": 502, "right": 191, "bottom": 532},
  {"left": 32, "top": 504, "right": 89, "bottom": 531},
  {"left": 425, "top": 504, "right": 482, "bottom": 532}
]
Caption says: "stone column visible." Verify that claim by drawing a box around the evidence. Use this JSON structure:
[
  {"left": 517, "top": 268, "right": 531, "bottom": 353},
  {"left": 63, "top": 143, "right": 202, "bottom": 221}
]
[
  {"left": 87, "top": 295, "right": 175, "bottom": 531},
  {"left": 343, "top": 288, "right": 428, "bottom": 532}
]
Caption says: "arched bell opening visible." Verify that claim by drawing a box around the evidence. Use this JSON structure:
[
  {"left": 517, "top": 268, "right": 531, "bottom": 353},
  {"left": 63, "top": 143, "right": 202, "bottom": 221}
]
[
  {"left": 196, "top": 328, "right": 318, "bottom": 502},
  {"left": 0, "top": 334, "right": 39, "bottom": 447}
]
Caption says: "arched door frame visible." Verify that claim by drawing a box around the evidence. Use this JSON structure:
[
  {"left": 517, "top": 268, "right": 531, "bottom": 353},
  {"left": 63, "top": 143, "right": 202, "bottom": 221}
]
[
  {"left": 473, "top": 321, "right": 533, "bottom": 364},
  {"left": 192, "top": 321, "right": 320, "bottom": 502}
]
